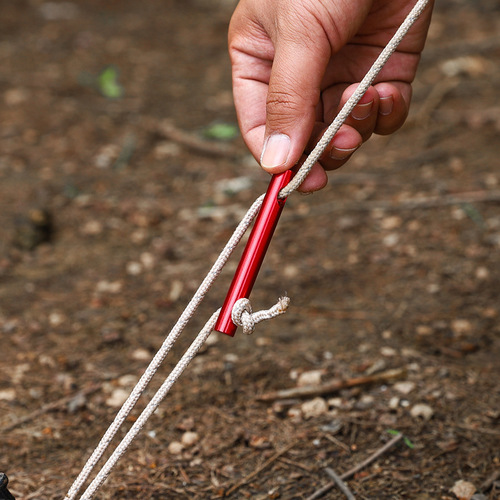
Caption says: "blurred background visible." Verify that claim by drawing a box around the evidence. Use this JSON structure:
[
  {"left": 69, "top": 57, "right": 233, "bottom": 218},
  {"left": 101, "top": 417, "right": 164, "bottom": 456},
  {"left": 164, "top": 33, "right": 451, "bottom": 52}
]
[{"left": 0, "top": 1, "right": 499, "bottom": 498}]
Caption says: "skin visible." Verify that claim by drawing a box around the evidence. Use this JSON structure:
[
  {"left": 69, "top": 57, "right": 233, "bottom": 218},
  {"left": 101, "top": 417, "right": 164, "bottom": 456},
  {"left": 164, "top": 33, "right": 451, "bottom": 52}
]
[{"left": 228, "top": 0, "right": 435, "bottom": 192}]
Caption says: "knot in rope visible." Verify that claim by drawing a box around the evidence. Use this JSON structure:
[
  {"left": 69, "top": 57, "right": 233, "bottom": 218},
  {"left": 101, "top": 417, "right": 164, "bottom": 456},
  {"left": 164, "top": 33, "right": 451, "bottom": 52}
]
[{"left": 231, "top": 296, "right": 291, "bottom": 335}]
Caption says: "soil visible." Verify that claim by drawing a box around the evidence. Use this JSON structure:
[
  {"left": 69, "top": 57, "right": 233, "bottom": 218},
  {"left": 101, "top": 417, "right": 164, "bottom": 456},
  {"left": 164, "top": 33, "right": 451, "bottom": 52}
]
[{"left": 1, "top": 1, "right": 499, "bottom": 499}]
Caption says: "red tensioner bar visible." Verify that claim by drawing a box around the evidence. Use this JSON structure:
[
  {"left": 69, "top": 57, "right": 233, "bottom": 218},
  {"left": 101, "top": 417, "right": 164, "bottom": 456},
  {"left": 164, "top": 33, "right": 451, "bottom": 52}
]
[{"left": 214, "top": 170, "right": 293, "bottom": 336}]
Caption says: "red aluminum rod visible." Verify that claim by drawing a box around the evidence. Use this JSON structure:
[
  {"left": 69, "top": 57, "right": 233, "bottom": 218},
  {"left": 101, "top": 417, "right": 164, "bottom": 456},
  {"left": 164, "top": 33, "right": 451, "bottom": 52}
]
[{"left": 214, "top": 170, "right": 293, "bottom": 336}]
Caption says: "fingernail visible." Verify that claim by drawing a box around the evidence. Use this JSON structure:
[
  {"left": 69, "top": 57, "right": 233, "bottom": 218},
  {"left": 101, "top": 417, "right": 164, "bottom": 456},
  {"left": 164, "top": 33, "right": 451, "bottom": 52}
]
[
  {"left": 379, "top": 96, "right": 394, "bottom": 116},
  {"left": 330, "top": 146, "right": 357, "bottom": 160},
  {"left": 351, "top": 100, "right": 373, "bottom": 121},
  {"left": 261, "top": 133, "right": 291, "bottom": 169}
]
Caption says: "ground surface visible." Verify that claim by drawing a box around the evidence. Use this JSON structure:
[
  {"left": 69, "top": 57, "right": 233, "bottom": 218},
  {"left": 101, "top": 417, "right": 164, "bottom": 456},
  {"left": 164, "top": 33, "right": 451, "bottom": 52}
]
[{"left": 0, "top": 1, "right": 499, "bottom": 499}]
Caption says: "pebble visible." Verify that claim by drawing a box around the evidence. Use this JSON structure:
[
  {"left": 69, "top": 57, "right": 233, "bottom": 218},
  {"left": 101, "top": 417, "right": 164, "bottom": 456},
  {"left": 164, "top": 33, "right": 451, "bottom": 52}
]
[
  {"left": 49, "top": 311, "right": 65, "bottom": 327},
  {"left": 0, "top": 388, "right": 16, "bottom": 401},
  {"left": 475, "top": 266, "right": 489, "bottom": 280},
  {"left": 410, "top": 403, "right": 434, "bottom": 420},
  {"left": 126, "top": 261, "right": 143, "bottom": 276},
  {"left": 131, "top": 348, "right": 150, "bottom": 361},
  {"left": 106, "top": 388, "right": 129, "bottom": 408},
  {"left": 450, "top": 479, "right": 476, "bottom": 500},
  {"left": 181, "top": 431, "right": 199, "bottom": 447},
  {"left": 383, "top": 233, "right": 399, "bottom": 248},
  {"left": 389, "top": 396, "right": 400, "bottom": 410},
  {"left": 81, "top": 220, "right": 103, "bottom": 236},
  {"left": 118, "top": 374, "right": 138, "bottom": 387},
  {"left": 380, "top": 346, "right": 397, "bottom": 357},
  {"left": 297, "top": 370, "right": 323, "bottom": 387},
  {"left": 380, "top": 215, "right": 402, "bottom": 230},
  {"left": 301, "top": 397, "right": 328, "bottom": 419},
  {"left": 287, "top": 407, "right": 302, "bottom": 422},
  {"left": 4, "top": 88, "right": 29, "bottom": 106},
  {"left": 168, "top": 441, "right": 184, "bottom": 455},
  {"left": 451, "top": 319, "right": 473, "bottom": 337},
  {"left": 394, "top": 381, "right": 416, "bottom": 395},
  {"left": 95, "top": 280, "right": 123, "bottom": 294}
]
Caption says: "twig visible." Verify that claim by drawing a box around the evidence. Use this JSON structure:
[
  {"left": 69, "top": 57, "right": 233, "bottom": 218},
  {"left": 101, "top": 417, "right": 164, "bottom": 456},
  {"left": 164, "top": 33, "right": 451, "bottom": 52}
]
[
  {"left": 224, "top": 440, "right": 298, "bottom": 497},
  {"left": 294, "top": 189, "right": 500, "bottom": 218},
  {"left": 306, "top": 433, "right": 404, "bottom": 500},
  {"left": 1, "top": 383, "right": 101, "bottom": 432},
  {"left": 480, "top": 469, "right": 500, "bottom": 492},
  {"left": 157, "top": 119, "right": 242, "bottom": 158},
  {"left": 409, "top": 77, "right": 459, "bottom": 127},
  {"left": 257, "top": 367, "right": 407, "bottom": 402},
  {"left": 323, "top": 433, "right": 351, "bottom": 453},
  {"left": 455, "top": 424, "right": 500, "bottom": 437},
  {"left": 340, "top": 433, "right": 404, "bottom": 481},
  {"left": 324, "top": 468, "right": 356, "bottom": 500}
]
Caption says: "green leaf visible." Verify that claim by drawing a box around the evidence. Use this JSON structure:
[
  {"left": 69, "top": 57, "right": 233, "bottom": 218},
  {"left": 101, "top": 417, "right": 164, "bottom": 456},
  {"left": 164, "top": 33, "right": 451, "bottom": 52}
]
[
  {"left": 202, "top": 123, "right": 239, "bottom": 141},
  {"left": 98, "top": 66, "right": 123, "bottom": 99},
  {"left": 386, "top": 430, "right": 415, "bottom": 449}
]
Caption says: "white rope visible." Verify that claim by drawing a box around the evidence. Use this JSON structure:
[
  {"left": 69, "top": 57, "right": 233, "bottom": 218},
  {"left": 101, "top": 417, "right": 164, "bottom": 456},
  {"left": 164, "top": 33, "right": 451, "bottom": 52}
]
[
  {"left": 65, "top": 1, "right": 431, "bottom": 497},
  {"left": 79, "top": 309, "right": 220, "bottom": 499},
  {"left": 65, "top": 195, "right": 264, "bottom": 500},
  {"left": 279, "top": 0, "right": 432, "bottom": 198},
  {"left": 78, "top": 296, "right": 289, "bottom": 499},
  {"left": 232, "top": 296, "right": 291, "bottom": 335}
]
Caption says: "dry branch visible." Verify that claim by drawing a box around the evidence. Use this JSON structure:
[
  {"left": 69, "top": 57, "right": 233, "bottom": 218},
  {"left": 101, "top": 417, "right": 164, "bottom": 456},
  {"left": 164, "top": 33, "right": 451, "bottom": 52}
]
[
  {"left": 306, "top": 433, "right": 404, "bottom": 500},
  {"left": 257, "top": 367, "right": 407, "bottom": 402},
  {"left": 224, "top": 440, "right": 298, "bottom": 497},
  {"left": 157, "top": 119, "right": 242, "bottom": 158},
  {"left": 297, "top": 190, "right": 500, "bottom": 218},
  {"left": 1, "top": 384, "right": 101, "bottom": 432}
]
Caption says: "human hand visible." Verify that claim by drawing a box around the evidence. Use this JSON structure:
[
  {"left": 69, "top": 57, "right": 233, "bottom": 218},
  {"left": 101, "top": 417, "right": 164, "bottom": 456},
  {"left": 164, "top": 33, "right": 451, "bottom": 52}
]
[{"left": 229, "top": 0, "right": 434, "bottom": 192}]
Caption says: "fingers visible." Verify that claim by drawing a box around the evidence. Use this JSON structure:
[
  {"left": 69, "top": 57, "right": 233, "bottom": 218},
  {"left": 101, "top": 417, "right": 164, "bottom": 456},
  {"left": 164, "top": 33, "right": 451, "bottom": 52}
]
[
  {"left": 259, "top": 32, "right": 332, "bottom": 174},
  {"left": 294, "top": 81, "right": 412, "bottom": 191}
]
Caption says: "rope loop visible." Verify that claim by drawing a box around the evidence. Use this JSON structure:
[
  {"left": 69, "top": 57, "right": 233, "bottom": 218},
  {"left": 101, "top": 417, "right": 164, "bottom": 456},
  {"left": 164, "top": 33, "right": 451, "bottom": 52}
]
[{"left": 232, "top": 296, "right": 291, "bottom": 335}]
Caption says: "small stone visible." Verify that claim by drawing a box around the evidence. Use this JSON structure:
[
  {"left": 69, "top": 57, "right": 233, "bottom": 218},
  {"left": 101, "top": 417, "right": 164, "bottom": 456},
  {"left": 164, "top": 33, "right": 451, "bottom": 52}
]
[
  {"left": 380, "top": 346, "right": 397, "bottom": 357},
  {"left": 169, "top": 280, "right": 183, "bottom": 302},
  {"left": 49, "top": 312, "right": 65, "bottom": 327},
  {"left": 126, "top": 261, "right": 143, "bottom": 276},
  {"left": 297, "top": 370, "right": 323, "bottom": 387},
  {"left": 301, "top": 397, "right": 328, "bottom": 419},
  {"left": 416, "top": 325, "right": 433, "bottom": 336},
  {"left": 389, "top": 396, "right": 400, "bottom": 410},
  {"left": 140, "top": 252, "right": 155, "bottom": 270},
  {"left": 0, "top": 388, "right": 16, "bottom": 401},
  {"left": 287, "top": 407, "right": 302, "bottom": 422},
  {"left": 81, "top": 220, "right": 103, "bottom": 236},
  {"left": 223, "top": 353, "right": 239, "bottom": 363},
  {"left": 394, "top": 381, "right": 416, "bottom": 395},
  {"left": 356, "top": 394, "right": 375, "bottom": 409},
  {"left": 475, "top": 267, "right": 489, "bottom": 280},
  {"left": 380, "top": 216, "right": 402, "bottom": 230},
  {"left": 328, "top": 397, "right": 343, "bottom": 409},
  {"left": 181, "top": 431, "right": 199, "bottom": 447},
  {"left": 4, "top": 88, "right": 29, "bottom": 106},
  {"left": 383, "top": 233, "right": 399, "bottom": 247},
  {"left": 450, "top": 479, "right": 476, "bottom": 500},
  {"left": 131, "top": 348, "right": 150, "bottom": 361},
  {"left": 96, "top": 280, "right": 123, "bottom": 294},
  {"left": 117, "top": 374, "right": 138, "bottom": 387},
  {"left": 451, "top": 319, "right": 472, "bottom": 337},
  {"left": 255, "top": 337, "right": 272, "bottom": 347},
  {"left": 410, "top": 403, "right": 434, "bottom": 420},
  {"left": 283, "top": 264, "right": 300, "bottom": 278},
  {"left": 106, "top": 388, "right": 129, "bottom": 408},
  {"left": 154, "top": 141, "right": 181, "bottom": 160},
  {"left": 168, "top": 441, "right": 184, "bottom": 455}
]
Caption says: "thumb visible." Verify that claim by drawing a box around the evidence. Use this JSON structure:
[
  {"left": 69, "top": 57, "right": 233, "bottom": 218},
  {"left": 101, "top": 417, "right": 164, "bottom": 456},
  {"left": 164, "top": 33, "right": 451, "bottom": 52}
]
[{"left": 260, "top": 31, "right": 331, "bottom": 173}]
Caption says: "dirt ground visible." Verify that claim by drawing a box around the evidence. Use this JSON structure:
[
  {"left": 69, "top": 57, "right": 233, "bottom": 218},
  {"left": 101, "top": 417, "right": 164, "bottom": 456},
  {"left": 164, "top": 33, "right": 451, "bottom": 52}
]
[{"left": 1, "top": 1, "right": 499, "bottom": 499}]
